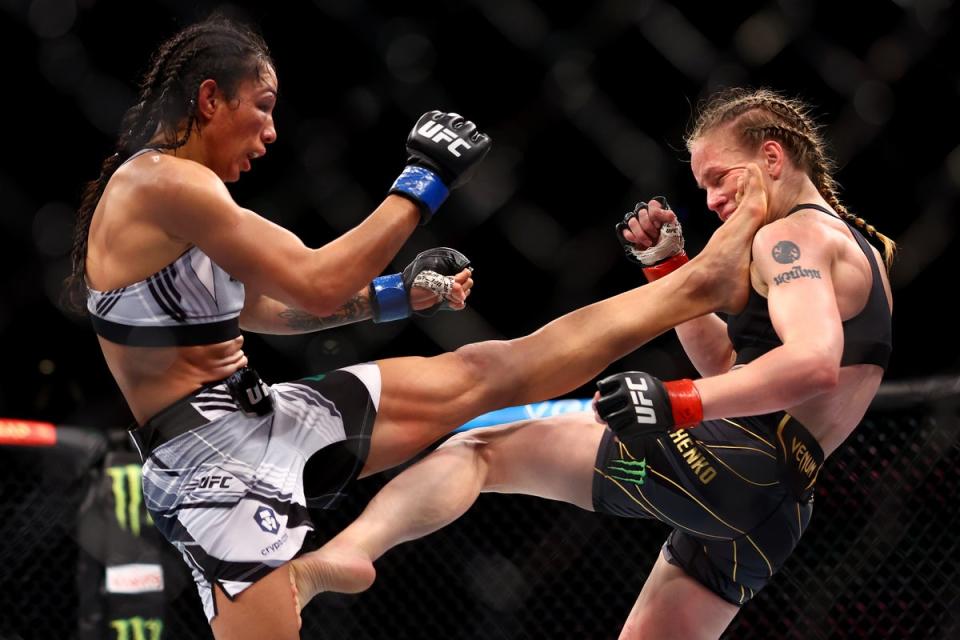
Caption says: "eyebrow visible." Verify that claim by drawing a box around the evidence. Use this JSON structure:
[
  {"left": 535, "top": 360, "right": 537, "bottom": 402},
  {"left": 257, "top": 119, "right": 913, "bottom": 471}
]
[{"left": 696, "top": 166, "right": 720, "bottom": 189}]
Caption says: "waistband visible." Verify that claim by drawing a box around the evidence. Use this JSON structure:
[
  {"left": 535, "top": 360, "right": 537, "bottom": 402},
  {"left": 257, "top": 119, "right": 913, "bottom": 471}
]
[
  {"left": 129, "top": 379, "right": 245, "bottom": 462},
  {"left": 774, "top": 413, "right": 824, "bottom": 503},
  {"left": 91, "top": 316, "right": 241, "bottom": 347}
]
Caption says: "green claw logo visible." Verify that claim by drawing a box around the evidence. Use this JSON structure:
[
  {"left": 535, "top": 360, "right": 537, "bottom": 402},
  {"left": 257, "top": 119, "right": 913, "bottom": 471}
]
[
  {"left": 608, "top": 457, "right": 647, "bottom": 485},
  {"left": 109, "top": 617, "right": 163, "bottom": 640},
  {"left": 106, "top": 464, "right": 152, "bottom": 536}
]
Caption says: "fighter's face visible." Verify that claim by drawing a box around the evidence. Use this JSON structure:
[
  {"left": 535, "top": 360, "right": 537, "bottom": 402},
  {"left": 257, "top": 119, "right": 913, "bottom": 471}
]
[
  {"left": 203, "top": 65, "right": 278, "bottom": 182},
  {"left": 690, "top": 129, "right": 755, "bottom": 222}
]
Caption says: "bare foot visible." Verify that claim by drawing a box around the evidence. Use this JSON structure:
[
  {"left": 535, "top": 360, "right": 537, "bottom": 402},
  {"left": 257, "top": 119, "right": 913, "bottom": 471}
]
[
  {"left": 288, "top": 545, "right": 377, "bottom": 612},
  {"left": 692, "top": 163, "right": 769, "bottom": 313},
  {"left": 288, "top": 564, "right": 304, "bottom": 630}
]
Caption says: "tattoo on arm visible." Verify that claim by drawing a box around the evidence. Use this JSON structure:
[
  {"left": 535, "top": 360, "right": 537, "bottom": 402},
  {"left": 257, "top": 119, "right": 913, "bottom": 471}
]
[
  {"left": 278, "top": 294, "right": 372, "bottom": 331},
  {"left": 772, "top": 240, "right": 800, "bottom": 264},
  {"left": 773, "top": 265, "right": 822, "bottom": 285},
  {"left": 771, "top": 239, "right": 821, "bottom": 286}
]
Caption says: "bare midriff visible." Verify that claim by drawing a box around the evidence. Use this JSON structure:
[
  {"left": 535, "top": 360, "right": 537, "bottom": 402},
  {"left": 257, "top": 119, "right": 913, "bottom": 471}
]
[
  {"left": 786, "top": 364, "right": 884, "bottom": 457},
  {"left": 98, "top": 335, "right": 248, "bottom": 425}
]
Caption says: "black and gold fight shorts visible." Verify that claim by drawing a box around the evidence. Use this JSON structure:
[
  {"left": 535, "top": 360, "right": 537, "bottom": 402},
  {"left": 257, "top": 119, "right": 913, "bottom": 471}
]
[{"left": 592, "top": 411, "right": 823, "bottom": 606}]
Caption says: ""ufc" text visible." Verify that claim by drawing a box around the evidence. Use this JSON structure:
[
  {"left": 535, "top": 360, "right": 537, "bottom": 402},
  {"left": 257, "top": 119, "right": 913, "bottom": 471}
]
[{"left": 417, "top": 121, "right": 472, "bottom": 157}]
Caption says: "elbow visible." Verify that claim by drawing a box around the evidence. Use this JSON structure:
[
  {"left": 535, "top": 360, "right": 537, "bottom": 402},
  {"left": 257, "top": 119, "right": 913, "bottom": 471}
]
[
  {"left": 300, "top": 264, "right": 371, "bottom": 317},
  {"left": 287, "top": 278, "right": 341, "bottom": 318},
  {"left": 301, "top": 293, "right": 340, "bottom": 318},
  {"left": 799, "top": 351, "right": 840, "bottom": 395}
]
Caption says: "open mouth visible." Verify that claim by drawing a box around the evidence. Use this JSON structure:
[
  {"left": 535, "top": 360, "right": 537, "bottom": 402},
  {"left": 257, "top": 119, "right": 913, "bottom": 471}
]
[{"left": 242, "top": 151, "right": 262, "bottom": 172}]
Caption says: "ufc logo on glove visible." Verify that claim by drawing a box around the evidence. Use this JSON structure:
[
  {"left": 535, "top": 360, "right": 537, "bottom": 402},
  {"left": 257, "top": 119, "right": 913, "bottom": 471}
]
[
  {"left": 416, "top": 121, "right": 472, "bottom": 157},
  {"left": 625, "top": 377, "right": 658, "bottom": 424}
]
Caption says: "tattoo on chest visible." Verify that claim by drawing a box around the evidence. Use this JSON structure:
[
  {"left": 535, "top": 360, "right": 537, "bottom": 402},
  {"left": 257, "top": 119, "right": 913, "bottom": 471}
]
[{"left": 279, "top": 294, "right": 371, "bottom": 330}]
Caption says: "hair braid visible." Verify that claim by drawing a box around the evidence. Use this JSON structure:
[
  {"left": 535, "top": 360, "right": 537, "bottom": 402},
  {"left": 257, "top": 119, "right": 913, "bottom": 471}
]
[
  {"left": 687, "top": 88, "right": 897, "bottom": 270},
  {"left": 63, "top": 15, "right": 273, "bottom": 313}
]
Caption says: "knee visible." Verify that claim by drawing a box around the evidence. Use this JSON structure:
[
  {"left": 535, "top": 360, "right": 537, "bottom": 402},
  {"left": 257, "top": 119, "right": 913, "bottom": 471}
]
[
  {"left": 451, "top": 340, "right": 518, "bottom": 401},
  {"left": 437, "top": 430, "right": 494, "bottom": 466},
  {"left": 618, "top": 602, "right": 669, "bottom": 640},
  {"left": 437, "top": 430, "right": 488, "bottom": 450},
  {"left": 452, "top": 340, "right": 510, "bottom": 378},
  {"left": 437, "top": 430, "right": 498, "bottom": 480},
  {"left": 618, "top": 612, "right": 651, "bottom": 640}
]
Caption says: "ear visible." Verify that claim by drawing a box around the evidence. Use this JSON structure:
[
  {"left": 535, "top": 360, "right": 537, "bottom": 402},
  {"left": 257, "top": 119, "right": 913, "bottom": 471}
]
[
  {"left": 759, "top": 139, "right": 785, "bottom": 179},
  {"left": 195, "top": 79, "right": 221, "bottom": 121}
]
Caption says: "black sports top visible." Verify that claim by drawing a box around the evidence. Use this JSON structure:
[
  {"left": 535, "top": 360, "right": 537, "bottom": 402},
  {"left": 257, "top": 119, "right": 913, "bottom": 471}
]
[{"left": 726, "top": 203, "right": 891, "bottom": 369}]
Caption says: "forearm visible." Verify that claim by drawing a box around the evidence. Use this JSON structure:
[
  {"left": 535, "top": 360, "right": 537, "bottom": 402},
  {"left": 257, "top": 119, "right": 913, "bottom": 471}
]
[
  {"left": 301, "top": 196, "right": 419, "bottom": 315},
  {"left": 241, "top": 290, "right": 372, "bottom": 335},
  {"left": 694, "top": 342, "right": 839, "bottom": 420},
  {"left": 675, "top": 314, "right": 736, "bottom": 377},
  {"left": 303, "top": 107, "right": 490, "bottom": 314}
]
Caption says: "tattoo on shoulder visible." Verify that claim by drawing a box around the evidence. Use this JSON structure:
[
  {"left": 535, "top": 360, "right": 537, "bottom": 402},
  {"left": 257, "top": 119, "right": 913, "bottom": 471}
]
[
  {"left": 279, "top": 294, "right": 371, "bottom": 331},
  {"left": 772, "top": 240, "right": 800, "bottom": 264}
]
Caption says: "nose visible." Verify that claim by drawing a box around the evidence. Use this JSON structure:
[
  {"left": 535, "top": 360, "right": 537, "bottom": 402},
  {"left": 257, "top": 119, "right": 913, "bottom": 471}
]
[
  {"left": 262, "top": 119, "right": 277, "bottom": 145},
  {"left": 706, "top": 188, "right": 727, "bottom": 215}
]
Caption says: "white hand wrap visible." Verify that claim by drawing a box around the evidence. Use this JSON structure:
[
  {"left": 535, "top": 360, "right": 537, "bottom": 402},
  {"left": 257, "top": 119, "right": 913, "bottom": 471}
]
[
  {"left": 631, "top": 222, "right": 685, "bottom": 266},
  {"left": 412, "top": 270, "right": 455, "bottom": 298}
]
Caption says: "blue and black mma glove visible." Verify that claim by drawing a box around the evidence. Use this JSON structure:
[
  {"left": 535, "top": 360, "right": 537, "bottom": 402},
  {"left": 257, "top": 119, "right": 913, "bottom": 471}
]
[
  {"left": 389, "top": 111, "right": 492, "bottom": 225},
  {"left": 369, "top": 247, "right": 472, "bottom": 323},
  {"left": 595, "top": 371, "right": 703, "bottom": 445},
  {"left": 615, "top": 196, "right": 689, "bottom": 281}
]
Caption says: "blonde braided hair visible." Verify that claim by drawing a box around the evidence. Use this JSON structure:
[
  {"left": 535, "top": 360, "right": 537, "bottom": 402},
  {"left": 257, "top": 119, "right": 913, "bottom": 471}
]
[{"left": 686, "top": 88, "right": 896, "bottom": 270}]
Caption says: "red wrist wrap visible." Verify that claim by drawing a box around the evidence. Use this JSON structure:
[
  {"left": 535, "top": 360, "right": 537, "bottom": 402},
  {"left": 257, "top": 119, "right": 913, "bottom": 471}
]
[
  {"left": 663, "top": 378, "right": 703, "bottom": 429},
  {"left": 642, "top": 251, "right": 689, "bottom": 281}
]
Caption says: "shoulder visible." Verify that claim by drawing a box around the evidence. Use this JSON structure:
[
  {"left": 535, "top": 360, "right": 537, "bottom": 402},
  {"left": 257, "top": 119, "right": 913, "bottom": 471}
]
[
  {"left": 114, "top": 153, "right": 240, "bottom": 240},
  {"left": 116, "top": 152, "right": 226, "bottom": 201},
  {"left": 751, "top": 213, "right": 842, "bottom": 288},
  {"left": 753, "top": 213, "right": 839, "bottom": 266}
]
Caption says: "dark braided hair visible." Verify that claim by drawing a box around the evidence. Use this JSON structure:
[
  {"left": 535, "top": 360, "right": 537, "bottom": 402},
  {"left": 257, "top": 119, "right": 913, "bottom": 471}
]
[
  {"left": 63, "top": 15, "right": 273, "bottom": 312},
  {"left": 686, "top": 88, "right": 896, "bottom": 270}
]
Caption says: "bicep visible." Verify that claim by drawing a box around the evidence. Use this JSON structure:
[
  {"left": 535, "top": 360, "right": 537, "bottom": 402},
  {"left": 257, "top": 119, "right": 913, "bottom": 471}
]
[
  {"left": 755, "top": 228, "right": 843, "bottom": 362},
  {"left": 150, "top": 166, "right": 319, "bottom": 307},
  {"left": 197, "top": 206, "right": 315, "bottom": 302}
]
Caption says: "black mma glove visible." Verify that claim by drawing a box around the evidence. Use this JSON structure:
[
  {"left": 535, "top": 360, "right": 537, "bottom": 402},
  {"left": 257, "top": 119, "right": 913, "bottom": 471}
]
[
  {"left": 595, "top": 371, "right": 703, "bottom": 443},
  {"left": 369, "top": 247, "right": 472, "bottom": 323},
  {"left": 615, "top": 197, "right": 689, "bottom": 281},
  {"left": 389, "top": 111, "right": 492, "bottom": 225}
]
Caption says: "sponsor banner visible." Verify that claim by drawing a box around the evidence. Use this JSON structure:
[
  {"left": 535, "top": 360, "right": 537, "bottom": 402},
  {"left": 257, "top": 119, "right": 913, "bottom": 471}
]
[
  {"left": 457, "top": 399, "right": 592, "bottom": 431},
  {"left": 106, "top": 464, "right": 152, "bottom": 536},
  {"left": 109, "top": 617, "right": 164, "bottom": 640},
  {"left": 105, "top": 563, "right": 165, "bottom": 594},
  {"left": 0, "top": 418, "right": 57, "bottom": 446}
]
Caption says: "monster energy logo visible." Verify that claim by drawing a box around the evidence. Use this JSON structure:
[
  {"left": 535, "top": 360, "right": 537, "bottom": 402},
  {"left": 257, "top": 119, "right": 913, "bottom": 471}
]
[
  {"left": 106, "top": 464, "right": 152, "bottom": 536},
  {"left": 110, "top": 617, "right": 163, "bottom": 640},
  {"left": 608, "top": 457, "right": 647, "bottom": 485}
]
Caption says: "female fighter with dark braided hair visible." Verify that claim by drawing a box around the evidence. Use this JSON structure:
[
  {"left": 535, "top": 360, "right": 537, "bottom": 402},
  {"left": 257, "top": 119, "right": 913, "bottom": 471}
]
[
  {"left": 296, "top": 88, "right": 894, "bottom": 640},
  {"left": 70, "top": 14, "right": 771, "bottom": 637}
]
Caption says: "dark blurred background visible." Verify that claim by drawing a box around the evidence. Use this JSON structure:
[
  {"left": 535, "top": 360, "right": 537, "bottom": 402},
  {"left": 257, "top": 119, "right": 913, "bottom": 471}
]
[
  {"left": 2, "top": 0, "right": 958, "bottom": 429},
  {"left": 2, "top": 2, "right": 960, "bottom": 639},
  {"left": 0, "top": 0, "right": 960, "bottom": 426}
]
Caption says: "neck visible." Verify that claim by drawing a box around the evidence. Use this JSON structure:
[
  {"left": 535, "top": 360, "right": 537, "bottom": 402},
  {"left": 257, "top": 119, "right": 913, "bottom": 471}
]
[
  {"left": 149, "top": 124, "right": 208, "bottom": 166},
  {"left": 769, "top": 176, "right": 828, "bottom": 222}
]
